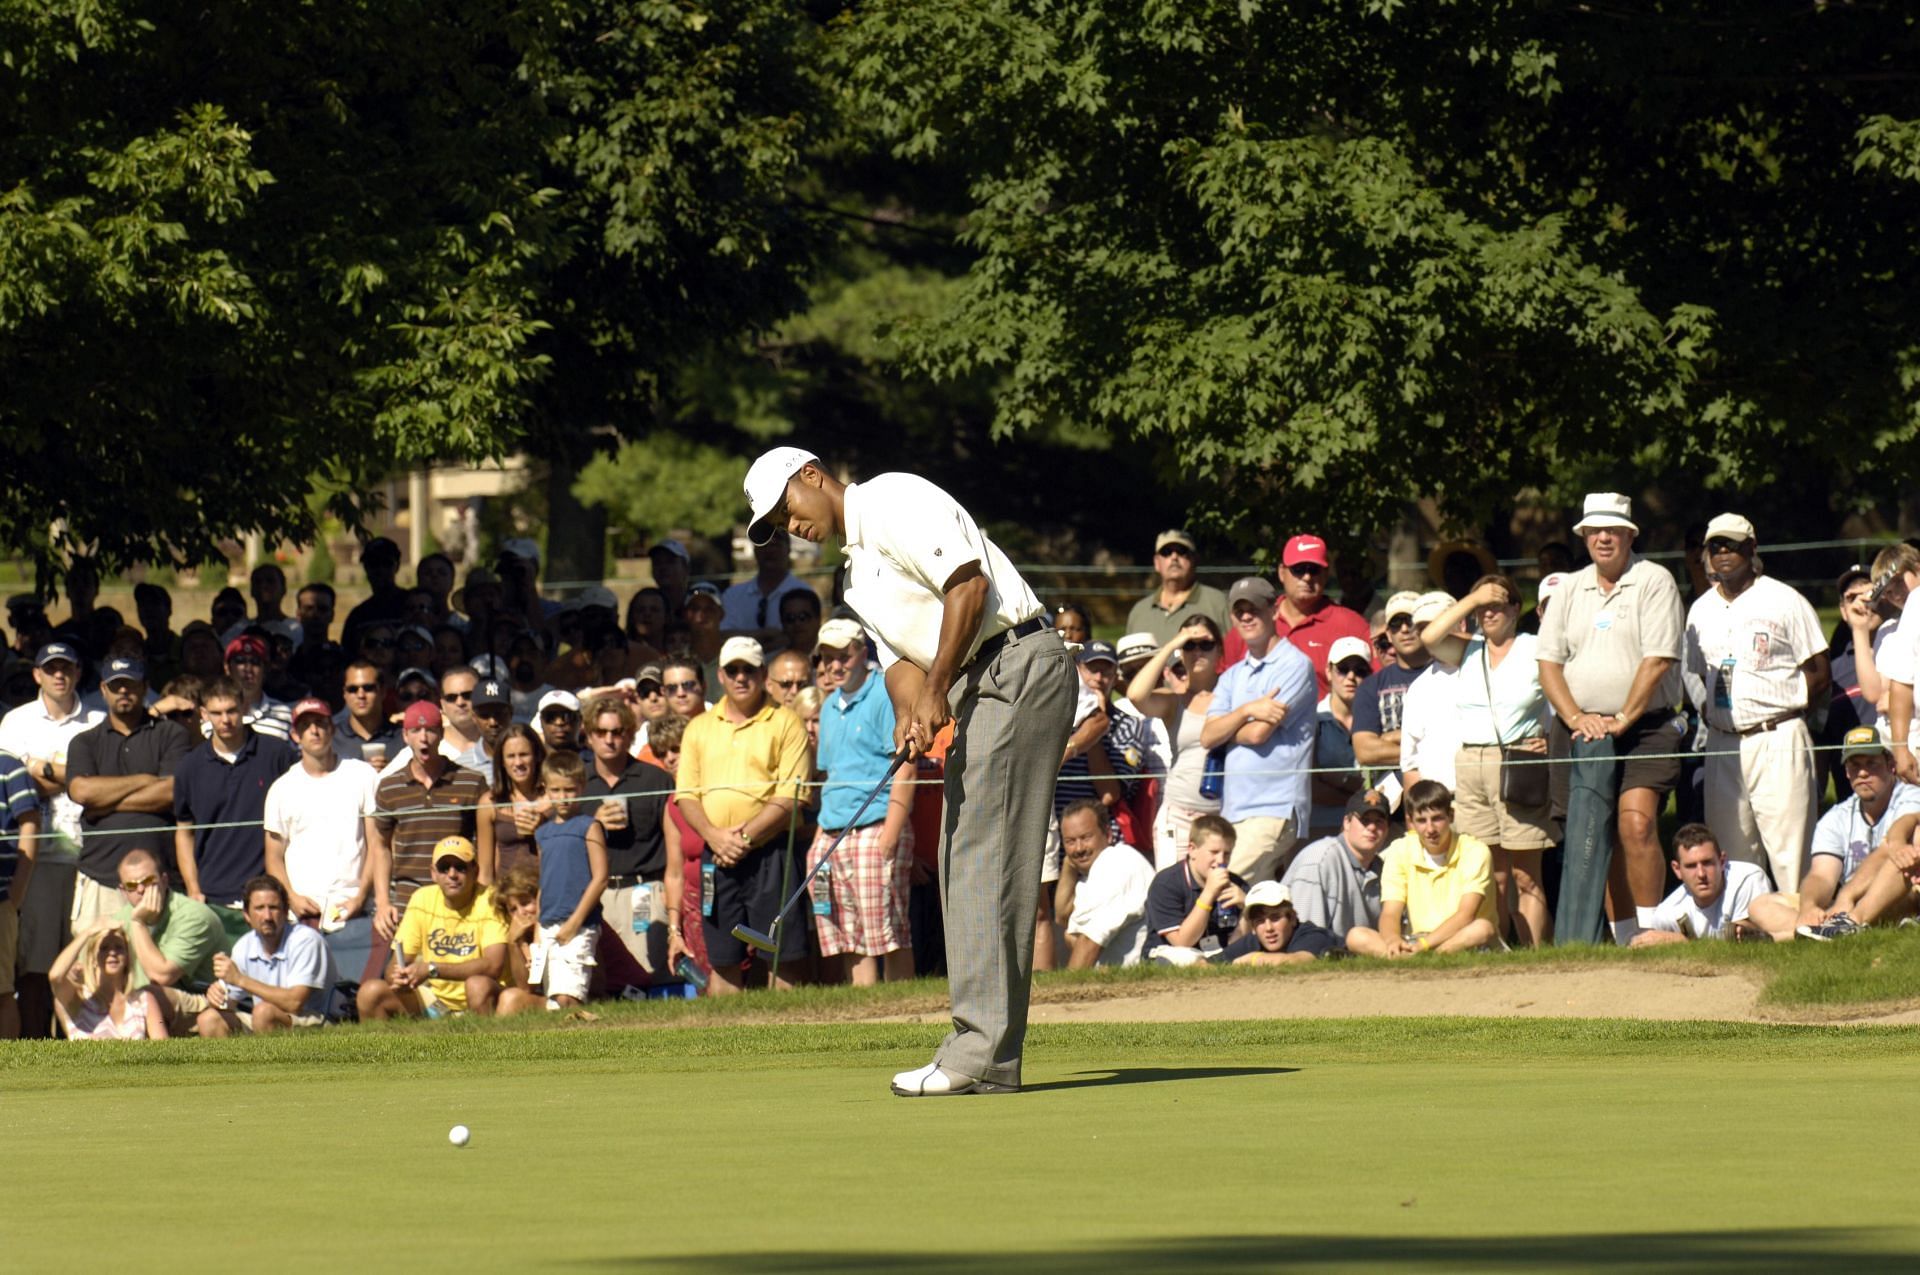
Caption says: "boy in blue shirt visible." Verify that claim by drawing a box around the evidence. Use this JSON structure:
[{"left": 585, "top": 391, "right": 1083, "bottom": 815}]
[{"left": 533, "top": 752, "right": 609, "bottom": 1008}]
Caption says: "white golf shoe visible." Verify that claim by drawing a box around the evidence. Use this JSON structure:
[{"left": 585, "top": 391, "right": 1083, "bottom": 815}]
[{"left": 889, "top": 1061, "right": 1019, "bottom": 1097}]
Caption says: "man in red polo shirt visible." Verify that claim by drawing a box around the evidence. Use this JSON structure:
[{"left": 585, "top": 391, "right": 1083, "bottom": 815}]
[{"left": 1272, "top": 535, "right": 1373, "bottom": 696}]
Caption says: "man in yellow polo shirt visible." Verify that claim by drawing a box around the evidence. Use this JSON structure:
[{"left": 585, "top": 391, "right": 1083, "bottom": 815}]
[
  {"left": 675, "top": 636, "right": 811, "bottom": 993},
  {"left": 1345, "top": 781, "right": 1497, "bottom": 957},
  {"left": 356, "top": 836, "right": 507, "bottom": 1018}
]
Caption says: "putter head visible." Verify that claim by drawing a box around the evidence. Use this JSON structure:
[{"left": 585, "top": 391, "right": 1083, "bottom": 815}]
[{"left": 732, "top": 924, "right": 778, "bottom": 955}]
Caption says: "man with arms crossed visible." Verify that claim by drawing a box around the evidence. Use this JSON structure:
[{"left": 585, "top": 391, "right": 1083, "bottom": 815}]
[{"left": 746, "top": 446, "right": 1074, "bottom": 1096}]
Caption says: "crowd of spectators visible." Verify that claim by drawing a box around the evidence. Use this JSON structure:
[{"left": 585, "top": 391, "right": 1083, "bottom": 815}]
[{"left": 1, "top": 493, "right": 1914, "bottom": 1042}]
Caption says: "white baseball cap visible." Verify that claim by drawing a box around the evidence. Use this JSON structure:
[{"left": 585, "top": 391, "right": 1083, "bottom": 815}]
[
  {"left": 1704, "top": 512, "right": 1756, "bottom": 544},
  {"left": 815, "top": 618, "right": 866, "bottom": 652},
  {"left": 1243, "top": 881, "right": 1293, "bottom": 910},
  {"left": 1116, "top": 632, "right": 1159, "bottom": 665},
  {"left": 1410, "top": 590, "right": 1455, "bottom": 626},
  {"left": 1327, "top": 636, "right": 1373, "bottom": 669},
  {"left": 536, "top": 689, "right": 581, "bottom": 716},
  {"left": 1537, "top": 571, "right": 1570, "bottom": 609},
  {"left": 745, "top": 446, "right": 820, "bottom": 546},
  {"left": 719, "top": 636, "right": 766, "bottom": 669}
]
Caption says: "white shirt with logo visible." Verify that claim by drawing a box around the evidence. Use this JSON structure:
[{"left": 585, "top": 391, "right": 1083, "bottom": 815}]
[
  {"left": 1649, "top": 860, "right": 1771, "bottom": 938},
  {"left": 1684, "top": 576, "right": 1825, "bottom": 734}
]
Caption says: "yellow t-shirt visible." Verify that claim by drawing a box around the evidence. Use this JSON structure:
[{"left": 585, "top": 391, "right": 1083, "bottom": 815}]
[
  {"left": 1379, "top": 832, "right": 1496, "bottom": 934},
  {"left": 395, "top": 885, "right": 507, "bottom": 1012},
  {"left": 677, "top": 699, "right": 811, "bottom": 833}
]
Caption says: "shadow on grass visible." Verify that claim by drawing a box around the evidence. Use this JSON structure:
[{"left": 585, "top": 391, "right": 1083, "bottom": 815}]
[
  {"left": 1022, "top": 1065, "right": 1297, "bottom": 1092},
  {"left": 576, "top": 1228, "right": 1919, "bottom": 1272}
]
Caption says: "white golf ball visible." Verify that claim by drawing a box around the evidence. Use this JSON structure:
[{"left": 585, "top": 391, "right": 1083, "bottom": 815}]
[{"left": 449, "top": 1124, "right": 470, "bottom": 1147}]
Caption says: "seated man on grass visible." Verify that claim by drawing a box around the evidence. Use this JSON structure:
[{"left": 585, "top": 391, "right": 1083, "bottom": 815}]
[
  {"left": 1345, "top": 780, "right": 1497, "bottom": 958},
  {"left": 357, "top": 836, "right": 506, "bottom": 1019},
  {"left": 1055, "top": 799, "right": 1154, "bottom": 969},
  {"left": 1221, "top": 881, "right": 1338, "bottom": 966},
  {"left": 203, "top": 876, "right": 337, "bottom": 1032},
  {"left": 1630, "top": 824, "right": 1772, "bottom": 944},
  {"left": 1143, "top": 813, "right": 1247, "bottom": 961},
  {"left": 113, "top": 847, "right": 230, "bottom": 1037},
  {"left": 1747, "top": 727, "right": 1920, "bottom": 942}
]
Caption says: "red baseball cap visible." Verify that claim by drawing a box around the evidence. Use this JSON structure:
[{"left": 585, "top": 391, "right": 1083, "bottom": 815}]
[
  {"left": 290, "top": 697, "right": 332, "bottom": 726},
  {"left": 1282, "top": 534, "right": 1330, "bottom": 568},
  {"left": 224, "top": 634, "right": 269, "bottom": 663},
  {"left": 402, "top": 700, "right": 443, "bottom": 731}
]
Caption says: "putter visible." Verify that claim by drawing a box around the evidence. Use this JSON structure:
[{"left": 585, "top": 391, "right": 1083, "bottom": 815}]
[{"left": 733, "top": 750, "right": 912, "bottom": 955}]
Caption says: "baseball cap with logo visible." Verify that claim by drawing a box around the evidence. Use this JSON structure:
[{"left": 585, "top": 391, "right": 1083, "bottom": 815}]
[
  {"left": 291, "top": 697, "right": 333, "bottom": 727},
  {"left": 433, "top": 835, "right": 477, "bottom": 865},
  {"left": 1077, "top": 640, "right": 1118, "bottom": 667},
  {"left": 1345, "top": 788, "right": 1392, "bottom": 821},
  {"left": 1154, "top": 529, "right": 1196, "bottom": 554},
  {"left": 34, "top": 641, "right": 81, "bottom": 669},
  {"left": 472, "top": 679, "right": 509, "bottom": 710},
  {"left": 745, "top": 446, "right": 821, "bottom": 546},
  {"left": 1537, "top": 572, "right": 1569, "bottom": 609},
  {"left": 536, "top": 689, "right": 581, "bottom": 717},
  {"left": 1116, "top": 632, "right": 1159, "bottom": 665},
  {"left": 102, "top": 656, "right": 146, "bottom": 686},
  {"left": 1243, "top": 881, "right": 1293, "bottom": 911},
  {"left": 1282, "top": 535, "right": 1330, "bottom": 569},
  {"left": 1383, "top": 590, "right": 1423, "bottom": 623},
  {"left": 224, "top": 635, "right": 268, "bottom": 664},
  {"left": 1227, "top": 576, "right": 1279, "bottom": 610},
  {"left": 1842, "top": 725, "right": 1891, "bottom": 763},
  {"left": 815, "top": 618, "right": 866, "bottom": 652},
  {"left": 1411, "top": 590, "right": 1455, "bottom": 626},
  {"left": 402, "top": 700, "right": 443, "bottom": 731},
  {"left": 719, "top": 636, "right": 765, "bottom": 669},
  {"left": 634, "top": 663, "right": 664, "bottom": 688},
  {"left": 687, "top": 581, "right": 723, "bottom": 605}
]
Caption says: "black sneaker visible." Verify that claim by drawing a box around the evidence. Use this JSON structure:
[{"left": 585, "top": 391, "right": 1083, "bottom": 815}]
[{"left": 1796, "top": 913, "right": 1864, "bottom": 942}]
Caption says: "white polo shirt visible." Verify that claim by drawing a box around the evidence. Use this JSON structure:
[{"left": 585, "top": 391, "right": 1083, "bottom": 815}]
[
  {"left": 1811, "top": 781, "right": 1920, "bottom": 883},
  {"left": 840, "top": 474, "right": 1043, "bottom": 671},
  {"left": 0, "top": 693, "right": 104, "bottom": 851},
  {"left": 1684, "top": 576, "right": 1825, "bottom": 733},
  {"left": 1399, "top": 660, "right": 1462, "bottom": 792},
  {"left": 1066, "top": 842, "right": 1154, "bottom": 966},
  {"left": 1649, "top": 860, "right": 1771, "bottom": 938},
  {"left": 262, "top": 756, "right": 380, "bottom": 908}
]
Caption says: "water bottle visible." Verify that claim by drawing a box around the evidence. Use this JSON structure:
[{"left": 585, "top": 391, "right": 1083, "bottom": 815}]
[
  {"left": 1199, "top": 747, "right": 1227, "bottom": 801},
  {"left": 1215, "top": 894, "right": 1242, "bottom": 934}
]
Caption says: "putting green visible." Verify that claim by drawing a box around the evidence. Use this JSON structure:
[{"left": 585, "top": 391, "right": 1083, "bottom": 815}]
[{"left": 8, "top": 1019, "right": 1920, "bottom": 1271}]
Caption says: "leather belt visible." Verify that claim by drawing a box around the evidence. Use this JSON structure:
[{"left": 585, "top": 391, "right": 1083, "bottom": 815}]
[
  {"left": 970, "top": 615, "right": 1048, "bottom": 669},
  {"left": 605, "top": 873, "right": 662, "bottom": 890},
  {"left": 1734, "top": 711, "right": 1802, "bottom": 738}
]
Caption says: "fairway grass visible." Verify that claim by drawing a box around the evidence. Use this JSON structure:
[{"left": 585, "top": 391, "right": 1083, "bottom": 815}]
[{"left": 10, "top": 1018, "right": 1920, "bottom": 1272}]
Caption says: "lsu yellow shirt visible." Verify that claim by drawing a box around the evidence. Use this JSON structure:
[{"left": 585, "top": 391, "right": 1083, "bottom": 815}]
[
  {"left": 1379, "top": 832, "right": 1496, "bottom": 934},
  {"left": 678, "top": 700, "right": 811, "bottom": 833},
  {"left": 396, "top": 885, "right": 507, "bottom": 1012}
]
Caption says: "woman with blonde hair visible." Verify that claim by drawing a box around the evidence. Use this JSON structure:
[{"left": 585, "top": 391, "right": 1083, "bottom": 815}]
[{"left": 49, "top": 920, "right": 169, "bottom": 1041}]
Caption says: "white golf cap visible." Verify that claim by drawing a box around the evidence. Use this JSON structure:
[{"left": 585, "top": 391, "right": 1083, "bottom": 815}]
[
  {"left": 500, "top": 537, "right": 540, "bottom": 566},
  {"left": 1537, "top": 571, "right": 1569, "bottom": 608},
  {"left": 574, "top": 585, "right": 618, "bottom": 611},
  {"left": 745, "top": 446, "right": 820, "bottom": 546},
  {"left": 1572, "top": 492, "right": 1638, "bottom": 535},
  {"left": 1704, "top": 512, "right": 1756, "bottom": 543},
  {"left": 1326, "top": 635, "right": 1373, "bottom": 669},
  {"left": 1410, "top": 590, "right": 1455, "bottom": 626},
  {"left": 1383, "top": 590, "right": 1423, "bottom": 622},
  {"left": 815, "top": 617, "right": 866, "bottom": 652},
  {"left": 1116, "top": 632, "right": 1159, "bottom": 665},
  {"left": 719, "top": 635, "right": 765, "bottom": 668},
  {"left": 536, "top": 689, "right": 581, "bottom": 716},
  {"left": 1243, "top": 881, "right": 1293, "bottom": 910}
]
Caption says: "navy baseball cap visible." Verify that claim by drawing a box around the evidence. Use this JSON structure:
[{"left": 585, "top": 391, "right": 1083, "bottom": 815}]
[
  {"left": 34, "top": 641, "right": 81, "bottom": 669},
  {"left": 472, "top": 678, "right": 510, "bottom": 710},
  {"left": 103, "top": 656, "right": 147, "bottom": 686},
  {"left": 1076, "top": 640, "right": 1118, "bottom": 667}
]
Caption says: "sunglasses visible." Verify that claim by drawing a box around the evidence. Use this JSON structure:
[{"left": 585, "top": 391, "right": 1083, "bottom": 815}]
[
  {"left": 589, "top": 726, "right": 629, "bottom": 738},
  {"left": 663, "top": 680, "right": 700, "bottom": 695},
  {"left": 1157, "top": 545, "right": 1194, "bottom": 558},
  {"left": 1286, "top": 563, "right": 1326, "bottom": 578},
  {"left": 721, "top": 664, "right": 759, "bottom": 677},
  {"left": 1180, "top": 639, "right": 1218, "bottom": 654},
  {"left": 1386, "top": 616, "right": 1415, "bottom": 632},
  {"left": 118, "top": 876, "right": 161, "bottom": 893},
  {"left": 443, "top": 691, "right": 473, "bottom": 702},
  {"left": 344, "top": 682, "right": 380, "bottom": 694},
  {"left": 434, "top": 859, "right": 471, "bottom": 874},
  {"left": 1333, "top": 662, "right": 1371, "bottom": 678},
  {"left": 771, "top": 677, "right": 810, "bottom": 691},
  {"left": 636, "top": 683, "right": 664, "bottom": 696}
]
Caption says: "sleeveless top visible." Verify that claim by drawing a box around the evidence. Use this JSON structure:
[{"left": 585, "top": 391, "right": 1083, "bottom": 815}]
[
  {"left": 1164, "top": 706, "right": 1222, "bottom": 813},
  {"left": 62, "top": 996, "right": 150, "bottom": 1041},
  {"left": 492, "top": 802, "right": 539, "bottom": 878}
]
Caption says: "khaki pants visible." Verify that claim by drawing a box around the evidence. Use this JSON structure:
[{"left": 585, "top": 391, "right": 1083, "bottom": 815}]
[
  {"left": 1704, "top": 722, "right": 1817, "bottom": 893},
  {"left": 600, "top": 881, "right": 669, "bottom": 975},
  {"left": 71, "top": 875, "right": 122, "bottom": 929},
  {"left": 1228, "top": 815, "right": 1299, "bottom": 885}
]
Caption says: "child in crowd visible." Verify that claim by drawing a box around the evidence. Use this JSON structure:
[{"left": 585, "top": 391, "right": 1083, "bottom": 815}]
[
  {"left": 532, "top": 753, "right": 609, "bottom": 1009},
  {"left": 492, "top": 863, "right": 543, "bottom": 1015},
  {"left": 1344, "top": 780, "right": 1498, "bottom": 958}
]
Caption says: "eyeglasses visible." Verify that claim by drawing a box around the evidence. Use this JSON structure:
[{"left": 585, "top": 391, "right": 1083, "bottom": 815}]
[
  {"left": 118, "top": 876, "right": 161, "bottom": 893},
  {"left": 434, "top": 859, "right": 471, "bottom": 874},
  {"left": 771, "top": 677, "right": 809, "bottom": 691},
  {"left": 1179, "top": 639, "right": 1218, "bottom": 654},
  {"left": 344, "top": 682, "right": 380, "bottom": 694},
  {"left": 663, "top": 680, "right": 700, "bottom": 695}
]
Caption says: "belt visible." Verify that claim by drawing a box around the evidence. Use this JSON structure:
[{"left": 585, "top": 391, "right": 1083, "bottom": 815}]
[
  {"left": 1733, "top": 711, "right": 1803, "bottom": 738},
  {"left": 606, "top": 873, "right": 662, "bottom": 890},
  {"left": 970, "top": 615, "right": 1048, "bottom": 669}
]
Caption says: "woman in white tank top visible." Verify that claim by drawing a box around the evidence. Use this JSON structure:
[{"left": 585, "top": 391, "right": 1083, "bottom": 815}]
[{"left": 1125, "top": 615, "right": 1224, "bottom": 870}]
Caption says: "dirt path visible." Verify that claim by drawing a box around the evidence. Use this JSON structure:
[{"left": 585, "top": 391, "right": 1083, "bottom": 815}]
[{"left": 864, "top": 967, "right": 1920, "bottom": 1027}]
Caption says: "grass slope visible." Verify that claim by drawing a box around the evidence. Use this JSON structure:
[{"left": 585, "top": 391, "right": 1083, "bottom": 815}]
[{"left": 9, "top": 1019, "right": 1920, "bottom": 1272}]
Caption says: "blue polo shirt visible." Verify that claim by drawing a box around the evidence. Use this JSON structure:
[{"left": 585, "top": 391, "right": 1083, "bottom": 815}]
[
  {"left": 818, "top": 670, "right": 898, "bottom": 830},
  {"left": 230, "top": 921, "right": 337, "bottom": 1018},
  {"left": 1206, "top": 639, "right": 1318, "bottom": 825},
  {"left": 172, "top": 731, "right": 294, "bottom": 904}
]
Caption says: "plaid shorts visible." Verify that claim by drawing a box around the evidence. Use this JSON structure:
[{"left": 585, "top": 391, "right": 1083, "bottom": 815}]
[{"left": 806, "top": 821, "right": 914, "bottom": 959}]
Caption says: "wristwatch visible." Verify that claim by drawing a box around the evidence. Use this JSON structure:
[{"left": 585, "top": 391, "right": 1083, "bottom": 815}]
[
  {"left": 426, "top": 962, "right": 439, "bottom": 980},
  {"left": 39, "top": 761, "right": 54, "bottom": 782}
]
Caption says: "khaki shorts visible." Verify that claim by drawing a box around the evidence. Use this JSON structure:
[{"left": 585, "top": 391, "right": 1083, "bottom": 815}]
[
  {"left": 1228, "top": 816, "right": 1298, "bottom": 885},
  {"left": 71, "top": 875, "right": 122, "bottom": 929},
  {"left": 601, "top": 881, "right": 669, "bottom": 975},
  {"left": 1453, "top": 745, "right": 1555, "bottom": 851},
  {"left": 154, "top": 985, "right": 214, "bottom": 1037},
  {"left": 0, "top": 899, "right": 17, "bottom": 996}
]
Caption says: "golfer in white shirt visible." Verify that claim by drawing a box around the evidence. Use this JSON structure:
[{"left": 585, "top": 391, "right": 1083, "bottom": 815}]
[{"left": 746, "top": 446, "right": 1075, "bottom": 1096}]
